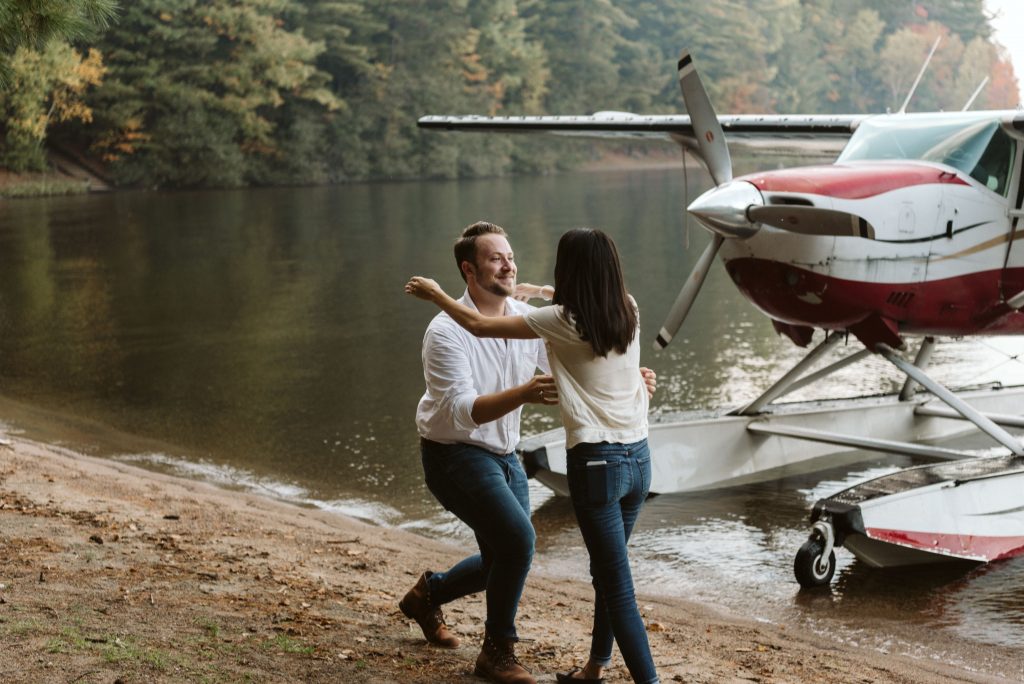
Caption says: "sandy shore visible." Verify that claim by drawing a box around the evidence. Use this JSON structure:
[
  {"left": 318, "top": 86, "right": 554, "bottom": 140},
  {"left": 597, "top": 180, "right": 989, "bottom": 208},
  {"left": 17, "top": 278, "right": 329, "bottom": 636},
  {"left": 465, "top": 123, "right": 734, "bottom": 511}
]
[{"left": 0, "top": 433, "right": 1016, "bottom": 683}]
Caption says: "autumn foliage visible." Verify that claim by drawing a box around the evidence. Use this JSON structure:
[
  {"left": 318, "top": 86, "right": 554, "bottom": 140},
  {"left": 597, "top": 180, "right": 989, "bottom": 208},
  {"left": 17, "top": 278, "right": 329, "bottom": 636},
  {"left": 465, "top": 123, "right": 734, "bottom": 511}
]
[{"left": 0, "top": 0, "right": 1020, "bottom": 187}]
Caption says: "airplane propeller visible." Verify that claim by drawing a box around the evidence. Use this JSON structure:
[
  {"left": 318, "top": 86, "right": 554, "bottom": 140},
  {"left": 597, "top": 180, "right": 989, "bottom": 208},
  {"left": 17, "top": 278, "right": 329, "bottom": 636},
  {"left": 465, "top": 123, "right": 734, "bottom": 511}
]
[{"left": 654, "top": 51, "right": 735, "bottom": 349}]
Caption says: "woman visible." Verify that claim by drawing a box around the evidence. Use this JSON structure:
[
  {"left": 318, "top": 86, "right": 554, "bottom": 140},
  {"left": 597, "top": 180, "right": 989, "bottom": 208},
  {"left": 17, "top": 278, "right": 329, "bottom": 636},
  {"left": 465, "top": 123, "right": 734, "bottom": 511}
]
[{"left": 406, "top": 227, "right": 658, "bottom": 684}]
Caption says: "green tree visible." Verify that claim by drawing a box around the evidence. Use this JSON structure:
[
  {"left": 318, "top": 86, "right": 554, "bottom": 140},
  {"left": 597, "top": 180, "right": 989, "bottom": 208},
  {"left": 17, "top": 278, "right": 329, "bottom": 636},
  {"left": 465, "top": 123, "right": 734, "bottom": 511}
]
[
  {"left": 87, "top": 0, "right": 340, "bottom": 187},
  {"left": 675, "top": 0, "right": 778, "bottom": 112},
  {"left": 341, "top": 0, "right": 552, "bottom": 180},
  {"left": 0, "top": 41, "right": 104, "bottom": 170},
  {"left": 765, "top": 0, "right": 835, "bottom": 113},
  {"left": 523, "top": 0, "right": 641, "bottom": 113},
  {"left": 467, "top": 0, "right": 549, "bottom": 115},
  {"left": 294, "top": 0, "right": 377, "bottom": 110},
  {"left": 0, "top": 0, "right": 117, "bottom": 55},
  {"left": 4, "top": 0, "right": 1009, "bottom": 185},
  {"left": 0, "top": 0, "right": 115, "bottom": 91},
  {"left": 825, "top": 8, "right": 886, "bottom": 112}
]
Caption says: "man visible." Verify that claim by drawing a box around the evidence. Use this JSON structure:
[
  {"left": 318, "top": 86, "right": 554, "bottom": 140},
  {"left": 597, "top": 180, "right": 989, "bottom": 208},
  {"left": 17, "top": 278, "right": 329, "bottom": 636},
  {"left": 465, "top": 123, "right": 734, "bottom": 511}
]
[{"left": 401, "top": 220, "right": 555, "bottom": 684}]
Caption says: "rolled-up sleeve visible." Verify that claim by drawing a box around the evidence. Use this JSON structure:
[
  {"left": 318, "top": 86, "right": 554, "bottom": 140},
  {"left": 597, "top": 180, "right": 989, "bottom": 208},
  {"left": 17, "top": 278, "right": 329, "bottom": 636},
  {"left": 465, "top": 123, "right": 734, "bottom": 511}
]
[{"left": 423, "top": 326, "right": 479, "bottom": 432}]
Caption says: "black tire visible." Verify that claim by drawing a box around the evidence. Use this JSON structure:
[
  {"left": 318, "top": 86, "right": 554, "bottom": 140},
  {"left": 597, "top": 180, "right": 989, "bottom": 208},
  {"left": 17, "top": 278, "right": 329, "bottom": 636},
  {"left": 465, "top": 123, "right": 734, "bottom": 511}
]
[{"left": 794, "top": 537, "right": 836, "bottom": 588}]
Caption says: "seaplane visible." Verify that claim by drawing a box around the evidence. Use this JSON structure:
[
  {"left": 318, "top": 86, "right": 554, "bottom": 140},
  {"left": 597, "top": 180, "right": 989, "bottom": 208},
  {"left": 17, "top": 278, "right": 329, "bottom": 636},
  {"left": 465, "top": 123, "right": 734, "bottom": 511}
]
[{"left": 418, "top": 48, "right": 1024, "bottom": 587}]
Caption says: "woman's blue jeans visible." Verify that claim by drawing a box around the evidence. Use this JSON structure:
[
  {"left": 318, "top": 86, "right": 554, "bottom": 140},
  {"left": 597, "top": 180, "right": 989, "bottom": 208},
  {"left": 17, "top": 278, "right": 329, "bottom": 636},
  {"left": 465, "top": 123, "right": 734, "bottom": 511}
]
[
  {"left": 420, "top": 438, "right": 535, "bottom": 640},
  {"left": 567, "top": 439, "right": 658, "bottom": 684}
]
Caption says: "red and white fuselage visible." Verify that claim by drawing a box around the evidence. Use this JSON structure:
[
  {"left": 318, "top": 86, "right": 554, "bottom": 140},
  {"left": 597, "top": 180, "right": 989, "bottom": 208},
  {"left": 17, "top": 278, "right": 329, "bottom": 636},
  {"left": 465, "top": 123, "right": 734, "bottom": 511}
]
[{"left": 698, "top": 112, "right": 1024, "bottom": 348}]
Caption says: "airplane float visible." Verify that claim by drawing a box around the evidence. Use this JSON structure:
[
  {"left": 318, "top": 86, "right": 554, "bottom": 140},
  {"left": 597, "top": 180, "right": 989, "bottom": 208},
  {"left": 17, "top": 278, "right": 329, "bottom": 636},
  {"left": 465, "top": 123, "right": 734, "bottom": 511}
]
[{"left": 417, "top": 49, "right": 1024, "bottom": 588}]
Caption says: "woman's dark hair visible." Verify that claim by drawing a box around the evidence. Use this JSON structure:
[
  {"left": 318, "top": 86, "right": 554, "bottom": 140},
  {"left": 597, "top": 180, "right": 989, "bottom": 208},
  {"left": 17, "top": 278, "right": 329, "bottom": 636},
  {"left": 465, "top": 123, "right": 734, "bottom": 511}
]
[{"left": 552, "top": 228, "right": 637, "bottom": 357}]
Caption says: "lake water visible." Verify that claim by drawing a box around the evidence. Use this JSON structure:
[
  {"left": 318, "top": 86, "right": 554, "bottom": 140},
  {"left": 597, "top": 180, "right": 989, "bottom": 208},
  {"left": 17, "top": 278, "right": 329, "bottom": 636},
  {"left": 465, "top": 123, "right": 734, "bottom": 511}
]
[{"left": 2, "top": 166, "right": 1023, "bottom": 678}]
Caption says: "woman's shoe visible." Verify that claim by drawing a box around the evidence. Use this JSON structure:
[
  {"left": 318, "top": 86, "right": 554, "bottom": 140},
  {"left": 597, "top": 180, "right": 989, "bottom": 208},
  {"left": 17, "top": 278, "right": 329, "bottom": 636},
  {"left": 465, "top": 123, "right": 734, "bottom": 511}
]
[{"left": 555, "top": 666, "right": 604, "bottom": 683}]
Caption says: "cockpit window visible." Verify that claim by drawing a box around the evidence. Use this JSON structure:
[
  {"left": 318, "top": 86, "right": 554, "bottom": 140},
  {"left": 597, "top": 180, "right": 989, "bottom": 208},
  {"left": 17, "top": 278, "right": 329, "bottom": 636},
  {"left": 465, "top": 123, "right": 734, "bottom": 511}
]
[
  {"left": 838, "top": 114, "right": 1017, "bottom": 196},
  {"left": 965, "top": 125, "right": 1015, "bottom": 195}
]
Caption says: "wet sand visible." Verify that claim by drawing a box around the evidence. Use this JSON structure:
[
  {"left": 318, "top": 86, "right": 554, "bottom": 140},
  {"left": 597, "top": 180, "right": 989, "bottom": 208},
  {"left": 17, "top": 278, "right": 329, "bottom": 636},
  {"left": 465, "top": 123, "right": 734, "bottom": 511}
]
[{"left": 0, "top": 431, "right": 1017, "bottom": 683}]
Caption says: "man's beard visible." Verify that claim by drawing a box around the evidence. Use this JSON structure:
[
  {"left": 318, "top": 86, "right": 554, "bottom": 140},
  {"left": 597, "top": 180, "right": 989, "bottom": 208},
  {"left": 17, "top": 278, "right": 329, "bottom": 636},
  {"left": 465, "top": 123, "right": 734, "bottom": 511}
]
[{"left": 478, "top": 273, "right": 515, "bottom": 297}]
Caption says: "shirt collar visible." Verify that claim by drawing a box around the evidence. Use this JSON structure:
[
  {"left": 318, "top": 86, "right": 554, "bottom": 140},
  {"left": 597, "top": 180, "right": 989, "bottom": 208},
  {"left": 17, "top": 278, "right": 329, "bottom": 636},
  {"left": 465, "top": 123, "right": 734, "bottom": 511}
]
[{"left": 461, "top": 289, "right": 513, "bottom": 316}]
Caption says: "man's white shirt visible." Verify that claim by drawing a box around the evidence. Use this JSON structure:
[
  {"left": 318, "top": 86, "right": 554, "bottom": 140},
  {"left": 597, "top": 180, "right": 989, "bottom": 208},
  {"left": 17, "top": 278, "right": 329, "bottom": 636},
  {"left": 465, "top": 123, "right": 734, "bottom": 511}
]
[{"left": 416, "top": 291, "right": 549, "bottom": 454}]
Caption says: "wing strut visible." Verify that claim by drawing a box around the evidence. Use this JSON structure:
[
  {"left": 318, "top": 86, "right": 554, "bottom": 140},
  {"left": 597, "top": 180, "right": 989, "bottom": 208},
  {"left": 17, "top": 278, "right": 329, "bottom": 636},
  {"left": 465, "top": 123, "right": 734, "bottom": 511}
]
[
  {"left": 877, "top": 343, "right": 1024, "bottom": 455},
  {"left": 738, "top": 336, "right": 1024, "bottom": 460},
  {"left": 898, "top": 336, "right": 935, "bottom": 401},
  {"left": 735, "top": 331, "right": 844, "bottom": 415},
  {"left": 746, "top": 422, "right": 968, "bottom": 460}
]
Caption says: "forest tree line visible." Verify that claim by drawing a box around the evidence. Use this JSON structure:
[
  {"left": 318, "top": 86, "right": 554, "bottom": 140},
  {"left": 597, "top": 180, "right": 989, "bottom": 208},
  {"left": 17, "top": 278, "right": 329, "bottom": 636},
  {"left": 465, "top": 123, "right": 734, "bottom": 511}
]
[{"left": 0, "top": 0, "right": 1018, "bottom": 189}]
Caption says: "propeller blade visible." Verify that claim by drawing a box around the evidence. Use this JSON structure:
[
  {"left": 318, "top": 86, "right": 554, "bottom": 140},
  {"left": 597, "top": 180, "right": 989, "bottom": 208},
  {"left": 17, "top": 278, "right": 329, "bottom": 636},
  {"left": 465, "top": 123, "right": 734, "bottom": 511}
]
[
  {"left": 654, "top": 234, "right": 725, "bottom": 349},
  {"left": 678, "top": 51, "right": 731, "bottom": 187},
  {"left": 748, "top": 206, "right": 876, "bottom": 239}
]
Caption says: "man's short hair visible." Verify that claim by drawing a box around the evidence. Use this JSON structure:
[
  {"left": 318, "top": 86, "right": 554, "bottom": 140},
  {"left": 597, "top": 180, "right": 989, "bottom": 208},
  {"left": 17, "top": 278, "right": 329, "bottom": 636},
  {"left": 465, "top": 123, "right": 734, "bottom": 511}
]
[{"left": 454, "top": 221, "right": 507, "bottom": 282}]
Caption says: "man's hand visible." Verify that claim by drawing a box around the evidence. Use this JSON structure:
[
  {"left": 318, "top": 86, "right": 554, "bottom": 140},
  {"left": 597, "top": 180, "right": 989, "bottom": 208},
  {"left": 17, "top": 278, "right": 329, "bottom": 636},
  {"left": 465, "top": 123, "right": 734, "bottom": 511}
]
[
  {"left": 405, "top": 276, "right": 443, "bottom": 302},
  {"left": 513, "top": 283, "right": 553, "bottom": 302},
  {"left": 522, "top": 374, "right": 559, "bottom": 405},
  {"left": 641, "top": 367, "right": 657, "bottom": 399}
]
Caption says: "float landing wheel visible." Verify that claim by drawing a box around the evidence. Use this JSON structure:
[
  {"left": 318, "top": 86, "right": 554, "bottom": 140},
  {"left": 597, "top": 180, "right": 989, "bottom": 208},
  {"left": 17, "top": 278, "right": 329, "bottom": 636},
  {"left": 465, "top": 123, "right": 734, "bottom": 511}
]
[{"left": 794, "top": 537, "right": 836, "bottom": 588}]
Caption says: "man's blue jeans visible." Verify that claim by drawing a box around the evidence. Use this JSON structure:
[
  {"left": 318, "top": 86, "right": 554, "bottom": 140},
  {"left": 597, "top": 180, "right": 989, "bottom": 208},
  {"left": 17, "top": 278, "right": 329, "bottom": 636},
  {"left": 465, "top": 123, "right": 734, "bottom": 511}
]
[
  {"left": 420, "top": 438, "right": 535, "bottom": 640},
  {"left": 567, "top": 439, "right": 658, "bottom": 684}
]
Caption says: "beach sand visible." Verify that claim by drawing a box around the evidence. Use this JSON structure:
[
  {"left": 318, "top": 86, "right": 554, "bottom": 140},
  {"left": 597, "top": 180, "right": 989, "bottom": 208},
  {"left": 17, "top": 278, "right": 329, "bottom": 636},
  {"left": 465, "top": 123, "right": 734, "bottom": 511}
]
[{"left": 0, "top": 433, "right": 1015, "bottom": 683}]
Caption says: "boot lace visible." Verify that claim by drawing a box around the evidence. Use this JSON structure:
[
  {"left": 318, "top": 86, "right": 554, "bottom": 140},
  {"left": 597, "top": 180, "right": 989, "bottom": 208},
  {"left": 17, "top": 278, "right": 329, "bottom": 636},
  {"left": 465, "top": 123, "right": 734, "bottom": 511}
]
[
  {"left": 489, "top": 635, "right": 524, "bottom": 670},
  {"left": 425, "top": 606, "right": 448, "bottom": 632}
]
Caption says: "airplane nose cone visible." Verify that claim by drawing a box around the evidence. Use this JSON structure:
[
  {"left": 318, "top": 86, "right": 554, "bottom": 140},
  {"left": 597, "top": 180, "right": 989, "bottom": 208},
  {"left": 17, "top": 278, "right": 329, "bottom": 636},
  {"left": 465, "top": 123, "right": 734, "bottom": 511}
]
[{"left": 688, "top": 180, "right": 763, "bottom": 239}]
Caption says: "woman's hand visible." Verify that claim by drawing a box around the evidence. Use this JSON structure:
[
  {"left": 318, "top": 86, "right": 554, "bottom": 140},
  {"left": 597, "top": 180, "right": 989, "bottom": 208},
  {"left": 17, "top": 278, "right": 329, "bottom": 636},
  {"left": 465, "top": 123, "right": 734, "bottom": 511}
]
[{"left": 405, "top": 276, "right": 443, "bottom": 302}]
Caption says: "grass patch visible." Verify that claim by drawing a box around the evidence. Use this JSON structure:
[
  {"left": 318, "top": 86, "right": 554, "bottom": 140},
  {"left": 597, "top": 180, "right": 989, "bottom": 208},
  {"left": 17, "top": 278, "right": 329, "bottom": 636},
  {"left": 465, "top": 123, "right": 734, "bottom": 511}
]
[
  {"left": 0, "top": 177, "right": 90, "bottom": 198},
  {"left": 46, "top": 626, "right": 90, "bottom": 653},
  {"left": 101, "top": 636, "right": 170, "bottom": 671},
  {"left": 264, "top": 633, "right": 314, "bottom": 655},
  {"left": 5, "top": 619, "right": 44, "bottom": 636},
  {"left": 196, "top": 617, "right": 221, "bottom": 639},
  {"left": 39, "top": 625, "right": 175, "bottom": 672}
]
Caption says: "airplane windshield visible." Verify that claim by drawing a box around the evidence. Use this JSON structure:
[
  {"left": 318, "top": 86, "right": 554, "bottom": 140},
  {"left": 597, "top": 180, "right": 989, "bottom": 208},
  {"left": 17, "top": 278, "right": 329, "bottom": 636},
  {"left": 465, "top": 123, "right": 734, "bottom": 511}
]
[{"left": 838, "top": 115, "right": 1016, "bottom": 195}]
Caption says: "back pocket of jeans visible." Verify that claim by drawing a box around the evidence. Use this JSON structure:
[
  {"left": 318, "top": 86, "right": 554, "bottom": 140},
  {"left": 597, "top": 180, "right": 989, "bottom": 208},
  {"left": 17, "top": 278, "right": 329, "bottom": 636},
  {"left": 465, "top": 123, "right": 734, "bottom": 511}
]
[{"left": 584, "top": 460, "right": 620, "bottom": 505}]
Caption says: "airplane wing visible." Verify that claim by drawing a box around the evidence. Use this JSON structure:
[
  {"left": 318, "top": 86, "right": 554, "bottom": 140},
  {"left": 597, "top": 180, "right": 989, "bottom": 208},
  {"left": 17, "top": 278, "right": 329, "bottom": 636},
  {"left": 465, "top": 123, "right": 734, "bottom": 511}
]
[{"left": 417, "top": 112, "right": 865, "bottom": 157}]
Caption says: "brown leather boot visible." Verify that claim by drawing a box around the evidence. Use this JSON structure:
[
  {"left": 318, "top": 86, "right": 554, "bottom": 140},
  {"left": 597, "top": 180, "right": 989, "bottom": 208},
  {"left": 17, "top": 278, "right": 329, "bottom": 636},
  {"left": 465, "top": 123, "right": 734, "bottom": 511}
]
[
  {"left": 398, "top": 571, "right": 460, "bottom": 648},
  {"left": 473, "top": 631, "right": 536, "bottom": 684}
]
